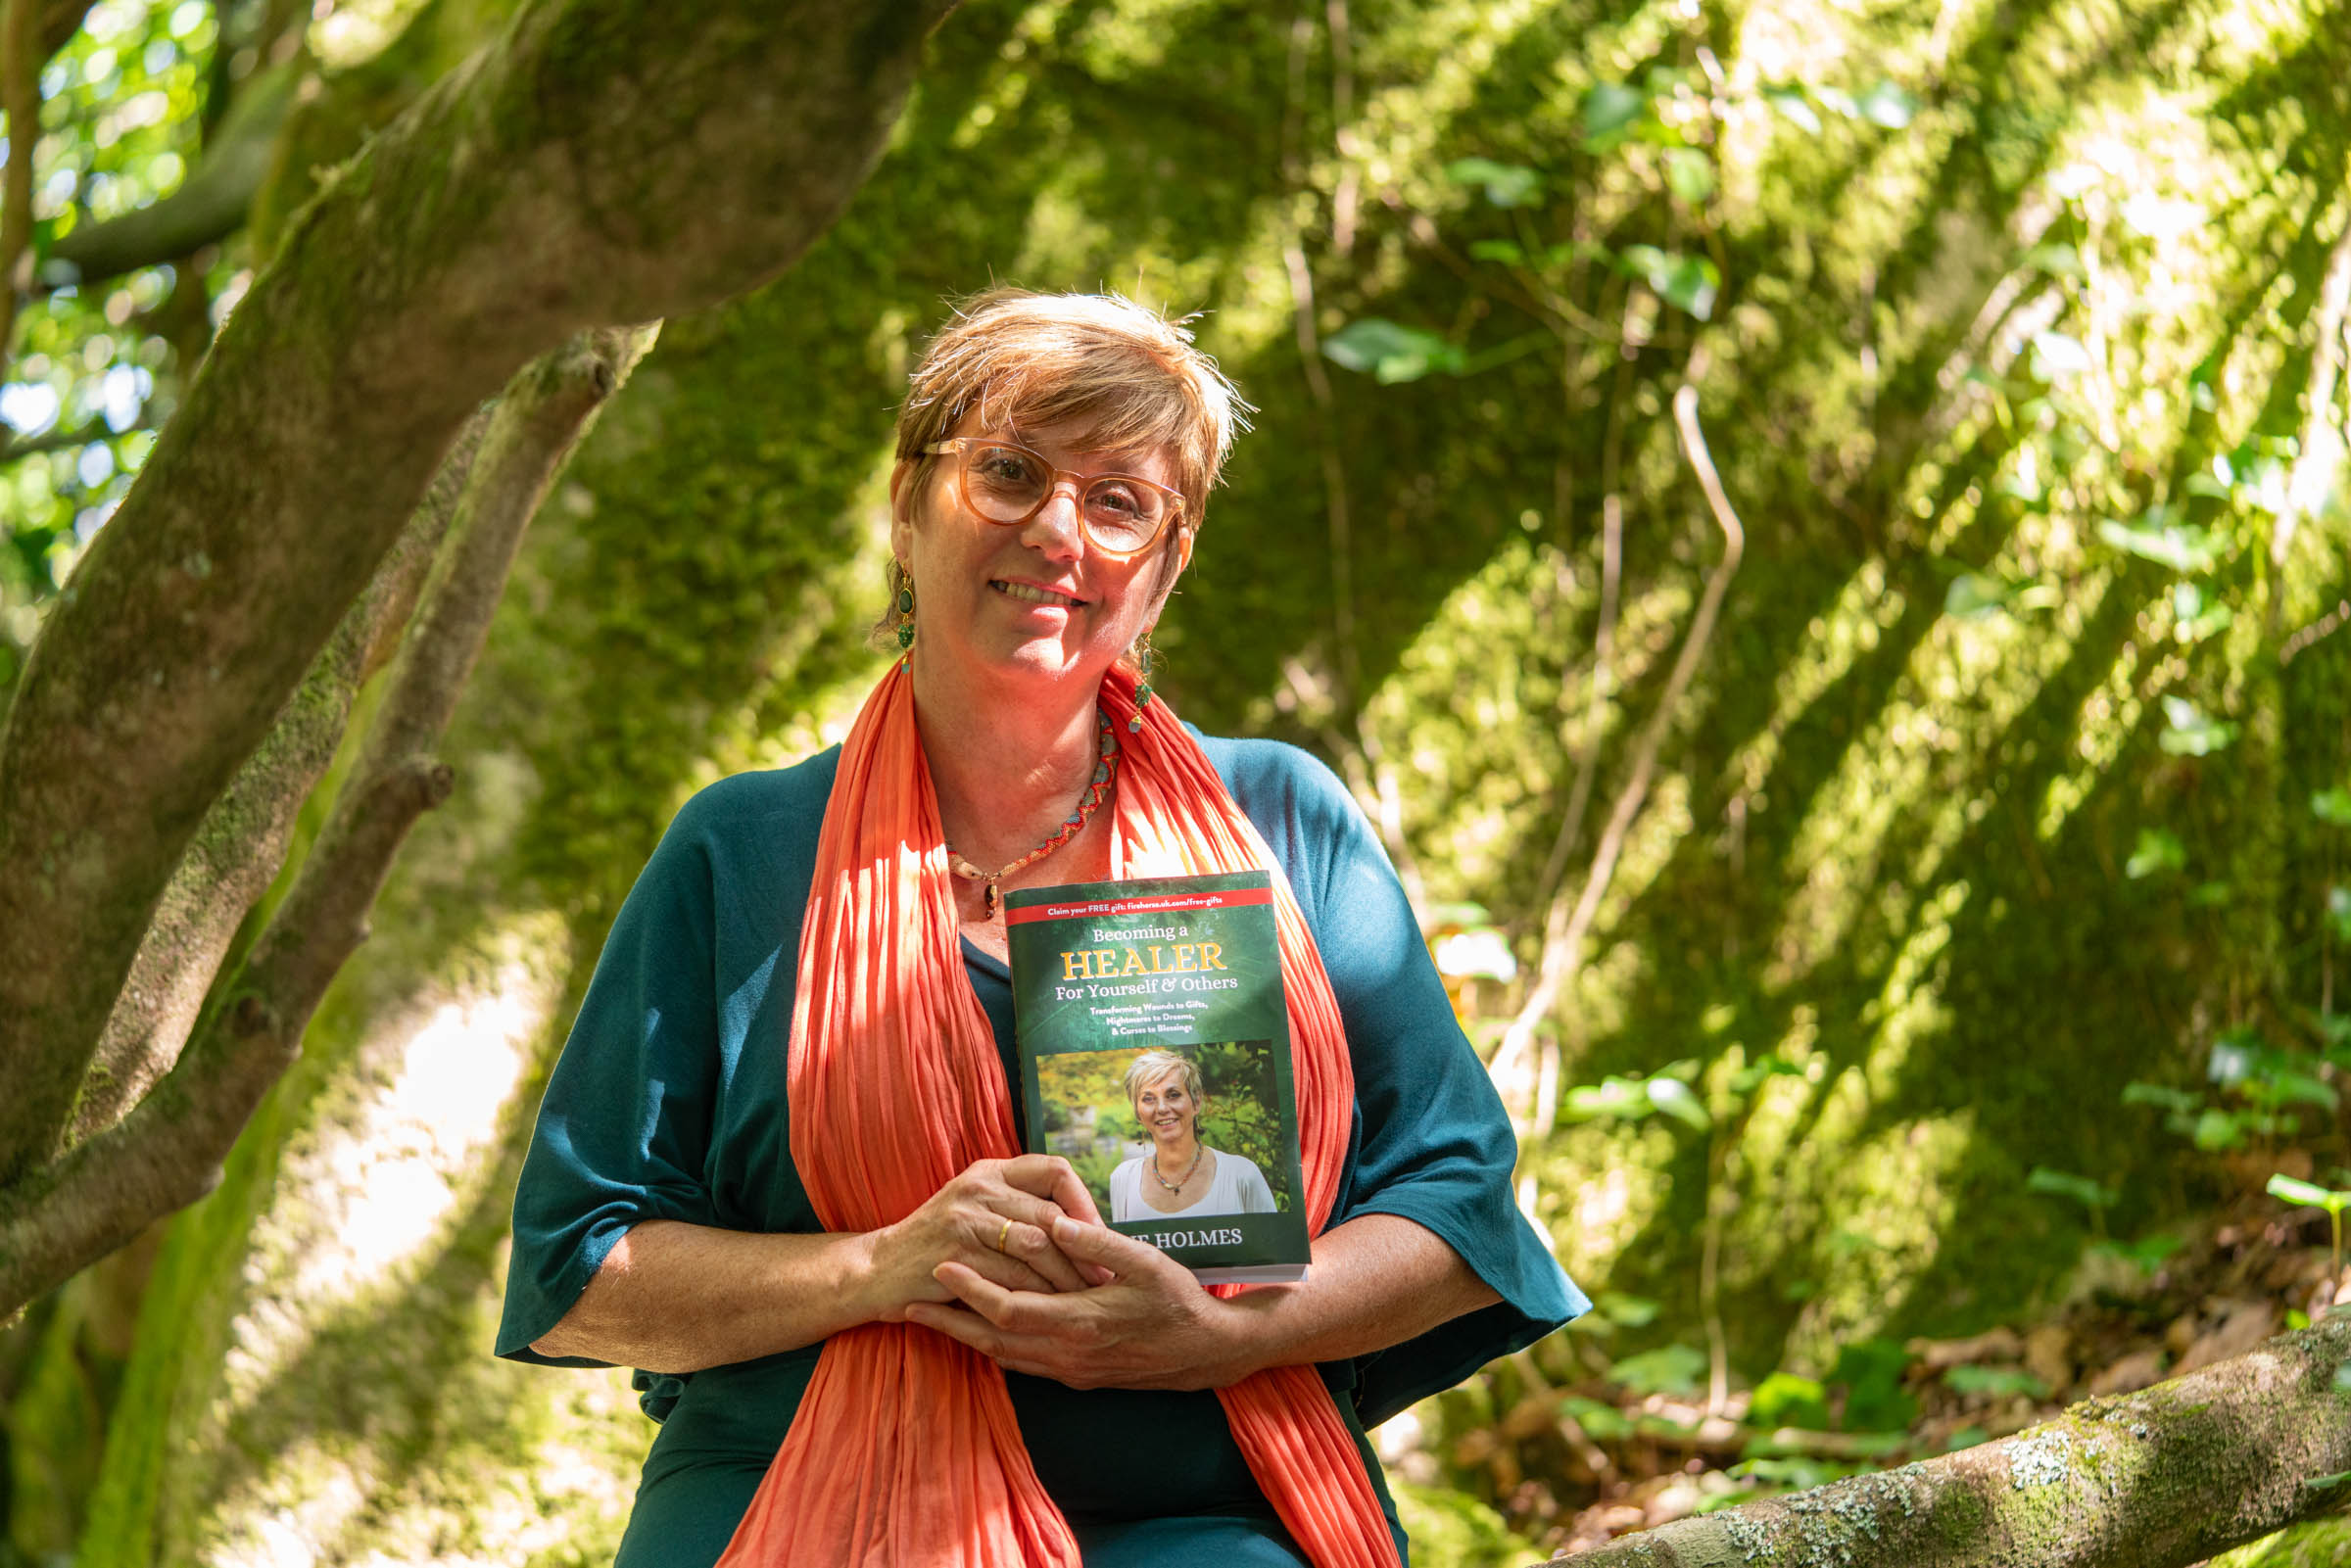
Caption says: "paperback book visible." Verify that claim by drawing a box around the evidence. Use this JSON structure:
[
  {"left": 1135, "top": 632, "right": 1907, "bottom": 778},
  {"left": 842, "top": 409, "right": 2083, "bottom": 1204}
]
[{"left": 1004, "top": 871, "right": 1311, "bottom": 1283}]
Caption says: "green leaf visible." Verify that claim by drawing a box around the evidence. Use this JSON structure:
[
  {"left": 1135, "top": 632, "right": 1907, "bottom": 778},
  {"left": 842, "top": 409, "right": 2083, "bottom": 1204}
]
[
  {"left": 2314, "top": 788, "right": 2351, "bottom": 827},
  {"left": 2031, "top": 331, "right": 2094, "bottom": 378},
  {"left": 2126, "top": 828, "right": 2185, "bottom": 879},
  {"left": 2091, "top": 1231, "right": 2185, "bottom": 1271},
  {"left": 1595, "top": 1292, "right": 1662, "bottom": 1327},
  {"left": 1944, "top": 572, "right": 2009, "bottom": 620},
  {"left": 1855, "top": 81, "right": 1916, "bottom": 128},
  {"left": 1583, "top": 82, "right": 1647, "bottom": 145},
  {"left": 1560, "top": 1395, "right": 1635, "bottom": 1439},
  {"left": 2267, "top": 1172, "right": 2351, "bottom": 1212},
  {"left": 2097, "top": 515, "right": 2221, "bottom": 572},
  {"left": 1943, "top": 1364, "right": 2049, "bottom": 1399},
  {"left": 1749, "top": 1371, "right": 1831, "bottom": 1430},
  {"left": 1618, "top": 244, "right": 1720, "bottom": 319},
  {"left": 1564, "top": 1074, "right": 1654, "bottom": 1120},
  {"left": 1646, "top": 1074, "right": 1712, "bottom": 1130},
  {"left": 1762, "top": 86, "right": 1822, "bottom": 133},
  {"left": 2330, "top": 886, "right": 2351, "bottom": 942},
  {"left": 1445, "top": 157, "right": 1544, "bottom": 208},
  {"left": 1321, "top": 318, "right": 1464, "bottom": 384},
  {"left": 2122, "top": 1080, "right": 2198, "bottom": 1113},
  {"left": 2158, "top": 695, "right": 2238, "bottom": 757},
  {"left": 1609, "top": 1343, "right": 1709, "bottom": 1397},
  {"left": 2027, "top": 1166, "right": 2116, "bottom": 1210},
  {"left": 1830, "top": 1340, "right": 1919, "bottom": 1432},
  {"left": 1664, "top": 147, "right": 1715, "bottom": 203},
  {"left": 2193, "top": 1108, "right": 2244, "bottom": 1151},
  {"left": 2020, "top": 243, "right": 2085, "bottom": 277},
  {"left": 1466, "top": 238, "right": 1525, "bottom": 265}
]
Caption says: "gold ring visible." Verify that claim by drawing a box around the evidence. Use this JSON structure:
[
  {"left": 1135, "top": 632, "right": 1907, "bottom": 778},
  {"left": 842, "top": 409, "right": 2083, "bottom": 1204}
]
[{"left": 993, "top": 1218, "right": 1014, "bottom": 1254}]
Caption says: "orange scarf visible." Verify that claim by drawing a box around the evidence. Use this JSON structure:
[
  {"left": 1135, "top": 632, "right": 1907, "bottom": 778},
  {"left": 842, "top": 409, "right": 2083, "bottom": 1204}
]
[{"left": 713, "top": 661, "right": 1402, "bottom": 1567}]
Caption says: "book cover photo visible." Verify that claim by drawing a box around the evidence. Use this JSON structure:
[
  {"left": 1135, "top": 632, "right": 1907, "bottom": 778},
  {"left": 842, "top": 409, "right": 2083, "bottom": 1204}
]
[{"left": 1004, "top": 871, "right": 1311, "bottom": 1283}]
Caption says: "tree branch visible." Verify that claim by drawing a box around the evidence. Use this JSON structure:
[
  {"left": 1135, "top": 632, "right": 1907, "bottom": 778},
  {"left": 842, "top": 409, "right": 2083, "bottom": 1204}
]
[
  {"left": 0, "top": 326, "right": 651, "bottom": 1315},
  {"left": 1, "top": 0, "right": 38, "bottom": 365},
  {"left": 36, "top": 62, "right": 300, "bottom": 291},
  {"left": 0, "top": 0, "right": 956, "bottom": 1186},
  {"left": 70, "top": 406, "right": 489, "bottom": 1141},
  {"left": 1552, "top": 1318, "right": 2351, "bottom": 1567}
]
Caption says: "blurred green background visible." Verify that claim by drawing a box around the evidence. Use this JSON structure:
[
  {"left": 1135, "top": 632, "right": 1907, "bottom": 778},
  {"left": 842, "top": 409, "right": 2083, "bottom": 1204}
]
[{"left": 4, "top": 0, "right": 2349, "bottom": 1562}]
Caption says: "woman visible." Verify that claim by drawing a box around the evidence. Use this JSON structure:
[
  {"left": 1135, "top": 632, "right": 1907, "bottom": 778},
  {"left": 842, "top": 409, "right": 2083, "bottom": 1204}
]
[
  {"left": 496, "top": 289, "right": 1585, "bottom": 1567},
  {"left": 1110, "top": 1050, "right": 1277, "bottom": 1222}
]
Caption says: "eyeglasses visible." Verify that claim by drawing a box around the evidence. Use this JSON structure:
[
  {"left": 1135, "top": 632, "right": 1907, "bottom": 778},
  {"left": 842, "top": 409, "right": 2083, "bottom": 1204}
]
[{"left": 924, "top": 436, "right": 1185, "bottom": 556}]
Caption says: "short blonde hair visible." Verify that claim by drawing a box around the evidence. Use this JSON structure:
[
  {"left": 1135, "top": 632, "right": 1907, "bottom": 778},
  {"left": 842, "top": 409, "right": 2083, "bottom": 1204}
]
[
  {"left": 895, "top": 287, "right": 1246, "bottom": 521},
  {"left": 1123, "top": 1049, "right": 1204, "bottom": 1107},
  {"left": 878, "top": 289, "right": 1249, "bottom": 649}
]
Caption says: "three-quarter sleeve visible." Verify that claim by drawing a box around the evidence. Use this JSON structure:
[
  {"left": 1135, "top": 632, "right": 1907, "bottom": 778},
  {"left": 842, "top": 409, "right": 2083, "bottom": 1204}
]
[
  {"left": 495, "top": 794, "right": 730, "bottom": 1368},
  {"left": 1207, "top": 738, "right": 1590, "bottom": 1428}
]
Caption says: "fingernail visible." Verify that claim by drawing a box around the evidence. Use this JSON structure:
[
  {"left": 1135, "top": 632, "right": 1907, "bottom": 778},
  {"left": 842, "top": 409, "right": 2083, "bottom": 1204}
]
[{"left": 1053, "top": 1216, "right": 1080, "bottom": 1241}]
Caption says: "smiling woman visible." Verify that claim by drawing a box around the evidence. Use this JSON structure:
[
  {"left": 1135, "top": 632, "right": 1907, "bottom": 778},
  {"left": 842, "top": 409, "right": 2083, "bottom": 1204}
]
[{"left": 495, "top": 288, "right": 1584, "bottom": 1567}]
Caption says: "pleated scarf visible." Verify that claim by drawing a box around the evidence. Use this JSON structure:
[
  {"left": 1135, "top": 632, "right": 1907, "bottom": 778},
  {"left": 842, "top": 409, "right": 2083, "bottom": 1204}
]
[{"left": 713, "top": 659, "right": 1402, "bottom": 1567}]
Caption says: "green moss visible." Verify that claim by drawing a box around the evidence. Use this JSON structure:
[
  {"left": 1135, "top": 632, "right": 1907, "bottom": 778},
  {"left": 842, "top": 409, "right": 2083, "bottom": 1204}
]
[{"left": 51, "top": 0, "right": 2351, "bottom": 1554}]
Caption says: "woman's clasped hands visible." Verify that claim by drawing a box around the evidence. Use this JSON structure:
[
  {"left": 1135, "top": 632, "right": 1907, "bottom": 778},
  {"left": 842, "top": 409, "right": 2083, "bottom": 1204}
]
[
  {"left": 868, "top": 1154, "right": 1249, "bottom": 1392},
  {"left": 862, "top": 1154, "right": 1105, "bottom": 1311}
]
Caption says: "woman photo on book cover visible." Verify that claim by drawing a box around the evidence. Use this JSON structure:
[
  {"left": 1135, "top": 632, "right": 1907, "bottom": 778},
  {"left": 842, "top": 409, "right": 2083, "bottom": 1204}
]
[
  {"left": 496, "top": 288, "right": 1588, "bottom": 1567},
  {"left": 1108, "top": 1049, "right": 1277, "bottom": 1222}
]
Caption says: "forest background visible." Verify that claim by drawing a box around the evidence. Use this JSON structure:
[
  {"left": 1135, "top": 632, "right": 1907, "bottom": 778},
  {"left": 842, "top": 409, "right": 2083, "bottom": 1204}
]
[{"left": 1, "top": 0, "right": 2348, "bottom": 1563}]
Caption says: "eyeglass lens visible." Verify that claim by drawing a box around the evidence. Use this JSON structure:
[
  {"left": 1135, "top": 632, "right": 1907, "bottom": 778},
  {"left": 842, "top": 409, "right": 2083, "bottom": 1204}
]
[{"left": 963, "top": 443, "right": 1168, "bottom": 551}]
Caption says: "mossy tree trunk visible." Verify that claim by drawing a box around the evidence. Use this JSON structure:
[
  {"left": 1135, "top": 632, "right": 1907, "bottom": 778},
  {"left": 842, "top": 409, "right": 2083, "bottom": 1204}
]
[
  {"left": 5, "top": 0, "right": 2351, "bottom": 1560},
  {"left": 1551, "top": 1321, "right": 2351, "bottom": 1568}
]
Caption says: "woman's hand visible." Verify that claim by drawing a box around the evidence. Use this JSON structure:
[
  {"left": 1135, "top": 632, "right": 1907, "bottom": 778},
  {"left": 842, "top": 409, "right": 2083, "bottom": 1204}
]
[
  {"left": 860, "top": 1156, "right": 1108, "bottom": 1322},
  {"left": 903, "top": 1215, "right": 1255, "bottom": 1390}
]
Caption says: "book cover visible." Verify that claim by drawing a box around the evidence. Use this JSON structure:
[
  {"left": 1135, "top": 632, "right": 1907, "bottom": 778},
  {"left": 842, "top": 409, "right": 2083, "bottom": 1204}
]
[{"left": 1004, "top": 871, "right": 1311, "bottom": 1284}]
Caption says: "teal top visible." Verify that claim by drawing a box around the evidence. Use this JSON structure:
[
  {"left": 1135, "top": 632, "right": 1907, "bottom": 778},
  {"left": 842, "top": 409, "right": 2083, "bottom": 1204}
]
[{"left": 496, "top": 736, "right": 1587, "bottom": 1565}]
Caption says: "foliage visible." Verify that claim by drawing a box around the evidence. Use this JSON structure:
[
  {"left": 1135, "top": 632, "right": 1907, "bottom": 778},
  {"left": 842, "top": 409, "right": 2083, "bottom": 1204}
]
[{"left": 2, "top": 0, "right": 2350, "bottom": 1558}]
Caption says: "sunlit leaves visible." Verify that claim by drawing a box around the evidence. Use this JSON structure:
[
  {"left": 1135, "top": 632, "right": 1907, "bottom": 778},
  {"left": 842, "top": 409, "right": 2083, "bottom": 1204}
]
[
  {"left": 2097, "top": 514, "right": 2221, "bottom": 572},
  {"left": 1607, "top": 1343, "right": 1708, "bottom": 1397},
  {"left": 1663, "top": 148, "right": 1714, "bottom": 204},
  {"left": 1617, "top": 244, "right": 1717, "bottom": 319},
  {"left": 1444, "top": 157, "right": 1541, "bottom": 209},
  {"left": 2157, "top": 694, "right": 2237, "bottom": 756},
  {"left": 1582, "top": 81, "right": 1647, "bottom": 148},
  {"left": 2025, "top": 1166, "right": 2116, "bottom": 1211},
  {"left": 1321, "top": 318, "right": 1463, "bottom": 384},
  {"left": 1762, "top": 86, "right": 1821, "bottom": 133},
  {"left": 2126, "top": 828, "right": 2185, "bottom": 879},
  {"left": 2028, "top": 330, "right": 2093, "bottom": 379}
]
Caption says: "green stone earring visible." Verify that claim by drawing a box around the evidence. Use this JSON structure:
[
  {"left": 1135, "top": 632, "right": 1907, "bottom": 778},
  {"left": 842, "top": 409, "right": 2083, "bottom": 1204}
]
[
  {"left": 1128, "top": 635, "right": 1157, "bottom": 733},
  {"left": 895, "top": 583, "right": 916, "bottom": 651}
]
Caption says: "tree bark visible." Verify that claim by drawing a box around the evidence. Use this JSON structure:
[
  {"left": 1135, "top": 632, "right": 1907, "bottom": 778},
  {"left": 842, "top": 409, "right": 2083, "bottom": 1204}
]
[
  {"left": 1551, "top": 1320, "right": 2351, "bottom": 1568},
  {"left": 0, "top": 0, "right": 958, "bottom": 1188},
  {"left": 0, "top": 326, "right": 652, "bottom": 1318}
]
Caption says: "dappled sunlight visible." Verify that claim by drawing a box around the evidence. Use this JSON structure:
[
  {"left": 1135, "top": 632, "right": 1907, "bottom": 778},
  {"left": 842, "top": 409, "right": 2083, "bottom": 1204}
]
[
  {"left": 220, "top": 919, "right": 559, "bottom": 1423},
  {"left": 1780, "top": 1114, "right": 1973, "bottom": 1367}
]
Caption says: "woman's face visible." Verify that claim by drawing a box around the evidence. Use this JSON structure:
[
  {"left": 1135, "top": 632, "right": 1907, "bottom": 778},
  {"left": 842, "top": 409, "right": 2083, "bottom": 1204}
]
[
  {"left": 890, "top": 413, "right": 1189, "bottom": 697},
  {"left": 1132, "top": 1071, "right": 1199, "bottom": 1144}
]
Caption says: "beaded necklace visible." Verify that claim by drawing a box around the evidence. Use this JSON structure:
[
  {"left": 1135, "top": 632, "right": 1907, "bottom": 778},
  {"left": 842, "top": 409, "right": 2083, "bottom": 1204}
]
[{"left": 945, "top": 708, "right": 1121, "bottom": 916}]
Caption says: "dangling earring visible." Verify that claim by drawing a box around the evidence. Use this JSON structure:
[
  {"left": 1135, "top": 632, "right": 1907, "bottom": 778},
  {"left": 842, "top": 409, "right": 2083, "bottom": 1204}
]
[
  {"left": 1128, "top": 632, "right": 1157, "bottom": 734},
  {"left": 895, "top": 577, "right": 916, "bottom": 659}
]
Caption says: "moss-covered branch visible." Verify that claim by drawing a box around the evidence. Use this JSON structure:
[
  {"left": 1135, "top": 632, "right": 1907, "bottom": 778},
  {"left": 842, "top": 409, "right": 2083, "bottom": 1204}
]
[
  {"left": 0, "top": 327, "right": 649, "bottom": 1317},
  {"left": 0, "top": 0, "right": 956, "bottom": 1187},
  {"left": 70, "top": 410, "right": 485, "bottom": 1141},
  {"left": 1552, "top": 1320, "right": 2351, "bottom": 1568}
]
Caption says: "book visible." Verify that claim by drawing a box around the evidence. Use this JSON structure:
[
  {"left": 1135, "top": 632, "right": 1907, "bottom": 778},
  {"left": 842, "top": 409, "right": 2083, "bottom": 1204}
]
[{"left": 1005, "top": 871, "right": 1311, "bottom": 1284}]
